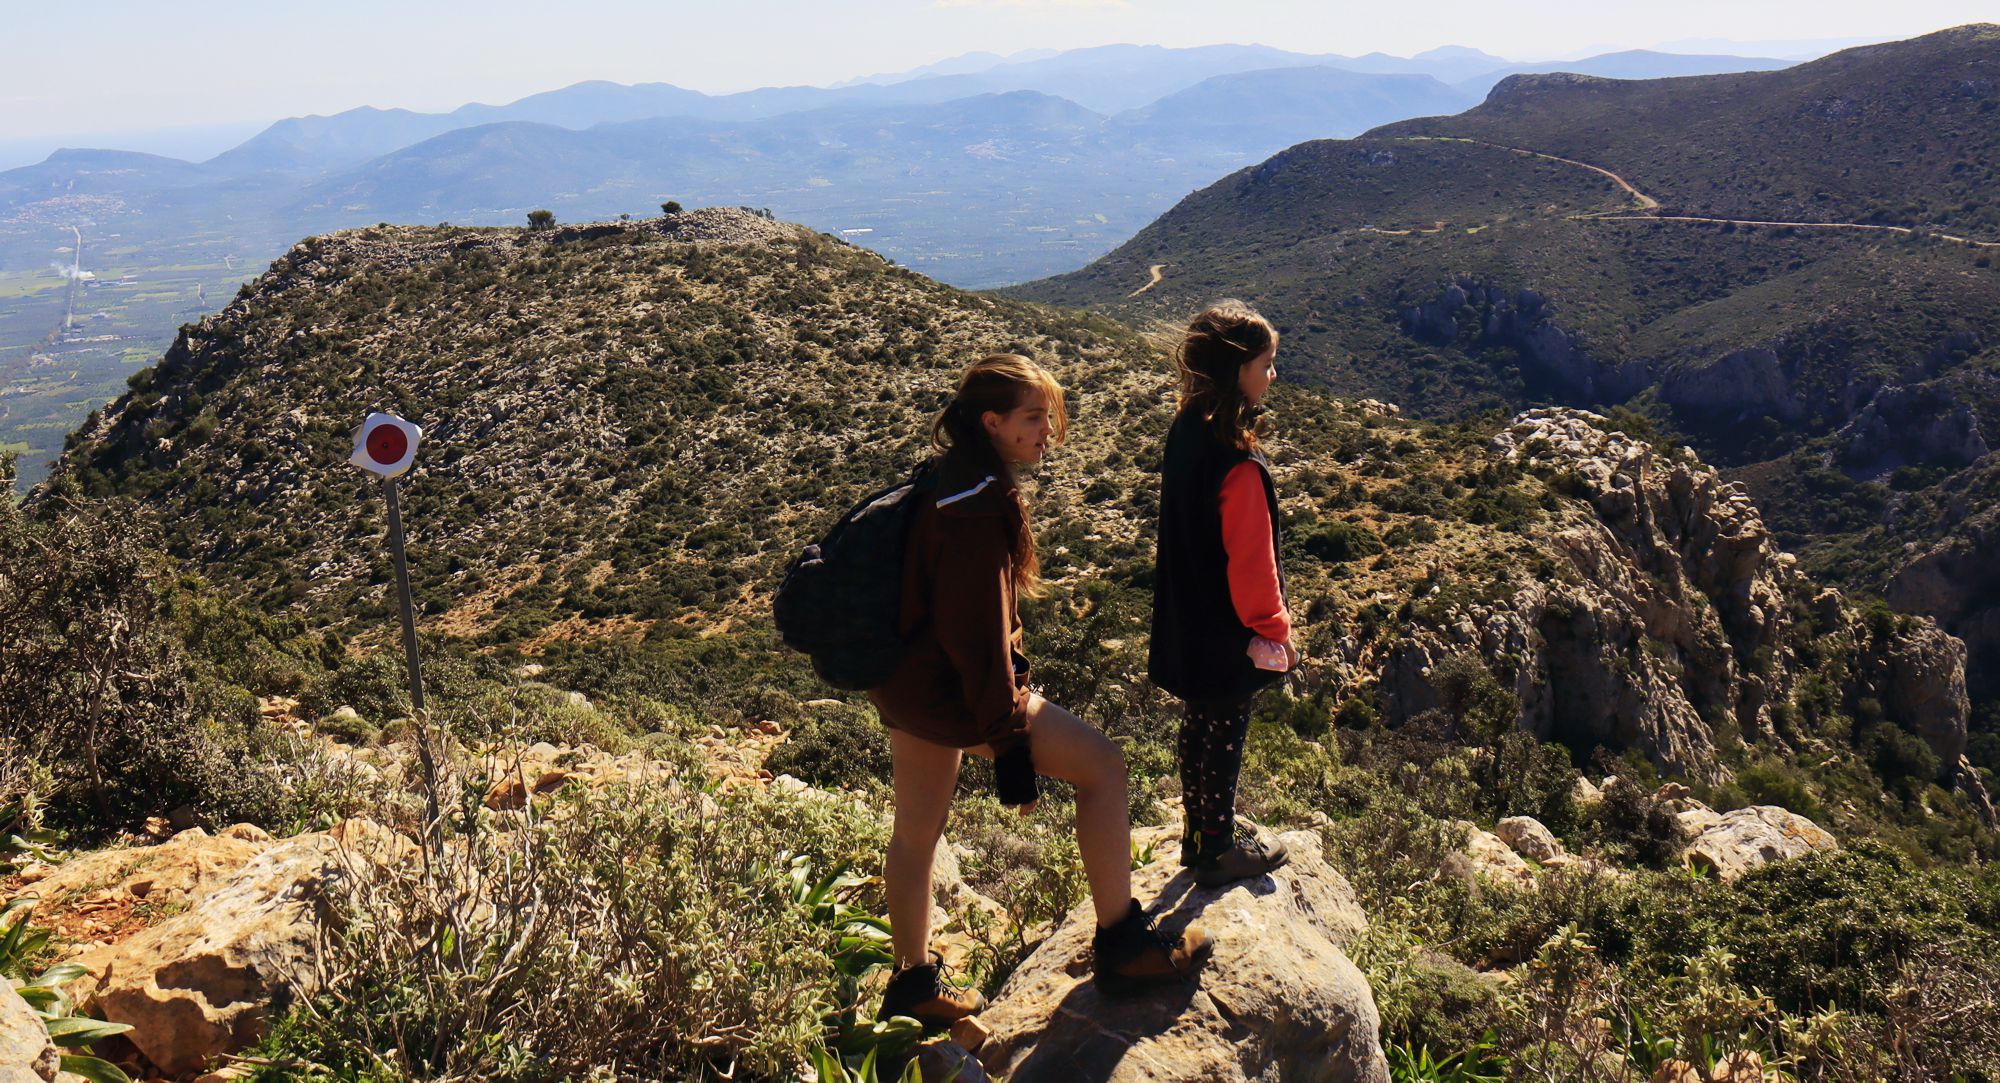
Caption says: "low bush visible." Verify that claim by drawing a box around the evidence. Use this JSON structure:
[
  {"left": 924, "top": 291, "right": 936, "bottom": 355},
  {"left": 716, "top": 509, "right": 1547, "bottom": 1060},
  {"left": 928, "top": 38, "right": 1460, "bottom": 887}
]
[
  {"left": 764, "top": 702, "right": 892, "bottom": 792},
  {"left": 261, "top": 768, "right": 889, "bottom": 1081}
]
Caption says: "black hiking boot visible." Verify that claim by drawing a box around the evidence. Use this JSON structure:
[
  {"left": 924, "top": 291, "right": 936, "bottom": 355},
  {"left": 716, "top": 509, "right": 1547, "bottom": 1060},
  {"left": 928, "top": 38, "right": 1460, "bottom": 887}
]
[
  {"left": 877, "top": 953, "right": 986, "bottom": 1029},
  {"left": 1184, "top": 824, "right": 1289, "bottom": 888},
  {"left": 1092, "top": 898, "right": 1209, "bottom": 998}
]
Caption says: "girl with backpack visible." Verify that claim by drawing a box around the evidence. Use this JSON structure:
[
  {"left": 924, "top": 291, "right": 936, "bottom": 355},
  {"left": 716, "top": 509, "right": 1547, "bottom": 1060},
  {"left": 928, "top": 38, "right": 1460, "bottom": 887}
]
[
  {"left": 1149, "top": 302, "right": 1296, "bottom": 888},
  {"left": 869, "top": 353, "right": 1208, "bottom": 1027}
]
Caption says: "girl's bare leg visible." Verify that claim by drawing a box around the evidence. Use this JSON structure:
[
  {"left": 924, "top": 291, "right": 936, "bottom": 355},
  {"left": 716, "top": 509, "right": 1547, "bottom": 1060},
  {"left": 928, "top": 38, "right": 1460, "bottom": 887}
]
[
  {"left": 886, "top": 729, "right": 963, "bottom": 969},
  {"left": 974, "top": 694, "right": 1132, "bottom": 928}
]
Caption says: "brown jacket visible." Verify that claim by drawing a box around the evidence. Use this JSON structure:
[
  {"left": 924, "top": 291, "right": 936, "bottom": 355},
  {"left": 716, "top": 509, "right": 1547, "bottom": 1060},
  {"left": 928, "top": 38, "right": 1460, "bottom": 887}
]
[{"left": 867, "top": 461, "right": 1032, "bottom": 757}]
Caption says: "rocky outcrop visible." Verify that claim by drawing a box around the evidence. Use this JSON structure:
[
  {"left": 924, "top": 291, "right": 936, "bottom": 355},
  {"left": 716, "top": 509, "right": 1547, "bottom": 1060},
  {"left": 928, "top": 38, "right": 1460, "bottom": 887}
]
[
  {"left": 0, "top": 985, "right": 58, "bottom": 1083},
  {"left": 1855, "top": 617, "right": 1971, "bottom": 770},
  {"left": 1887, "top": 503, "right": 2000, "bottom": 751},
  {"left": 1836, "top": 382, "right": 1989, "bottom": 472},
  {"left": 977, "top": 826, "right": 1385, "bottom": 1083},
  {"left": 1494, "top": 816, "right": 1563, "bottom": 863},
  {"left": 1659, "top": 348, "right": 1806, "bottom": 424},
  {"left": 70, "top": 820, "right": 407, "bottom": 1077},
  {"left": 1366, "top": 408, "right": 1970, "bottom": 783},
  {"left": 1399, "top": 279, "right": 1647, "bottom": 403},
  {"left": 1683, "top": 805, "right": 1838, "bottom": 882},
  {"left": 21, "top": 826, "right": 273, "bottom": 949}
]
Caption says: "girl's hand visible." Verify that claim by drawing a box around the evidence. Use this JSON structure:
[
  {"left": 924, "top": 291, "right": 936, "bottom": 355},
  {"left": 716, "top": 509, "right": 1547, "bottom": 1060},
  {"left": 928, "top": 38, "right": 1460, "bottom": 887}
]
[
  {"left": 1248, "top": 636, "right": 1290, "bottom": 672},
  {"left": 1285, "top": 641, "right": 1301, "bottom": 669}
]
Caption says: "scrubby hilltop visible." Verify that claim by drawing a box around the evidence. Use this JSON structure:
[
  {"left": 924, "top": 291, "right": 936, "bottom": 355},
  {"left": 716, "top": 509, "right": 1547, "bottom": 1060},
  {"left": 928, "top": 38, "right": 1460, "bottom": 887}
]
[
  {"left": 1378, "top": 24, "right": 2000, "bottom": 235},
  {"left": 38, "top": 207, "right": 1986, "bottom": 820},
  {"left": 18, "top": 205, "right": 2000, "bottom": 1078}
]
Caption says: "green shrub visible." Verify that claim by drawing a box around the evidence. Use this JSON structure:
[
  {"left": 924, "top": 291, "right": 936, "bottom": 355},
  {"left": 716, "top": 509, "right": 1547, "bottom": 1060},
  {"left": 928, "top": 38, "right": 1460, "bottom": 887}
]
[
  {"left": 448, "top": 683, "right": 637, "bottom": 751},
  {"left": 1720, "top": 839, "right": 1983, "bottom": 1015},
  {"left": 1480, "top": 731, "right": 1581, "bottom": 837},
  {"left": 0, "top": 478, "right": 285, "bottom": 833},
  {"left": 764, "top": 703, "right": 892, "bottom": 792},
  {"left": 1296, "top": 518, "right": 1386, "bottom": 563},
  {"left": 262, "top": 773, "right": 888, "bottom": 1081}
]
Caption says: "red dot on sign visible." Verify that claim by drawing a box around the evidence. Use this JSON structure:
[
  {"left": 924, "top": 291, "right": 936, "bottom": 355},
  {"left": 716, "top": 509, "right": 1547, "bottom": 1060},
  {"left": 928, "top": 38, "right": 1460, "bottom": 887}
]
[{"left": 366, "top": 425, "right": 409, "bottom": 465}]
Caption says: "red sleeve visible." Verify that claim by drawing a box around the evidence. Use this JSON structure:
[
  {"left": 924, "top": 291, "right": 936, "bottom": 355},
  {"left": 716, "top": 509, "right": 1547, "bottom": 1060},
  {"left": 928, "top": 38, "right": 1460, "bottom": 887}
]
[{"left": 1218, "top": 460, "right": 1291, "bottom": 643}]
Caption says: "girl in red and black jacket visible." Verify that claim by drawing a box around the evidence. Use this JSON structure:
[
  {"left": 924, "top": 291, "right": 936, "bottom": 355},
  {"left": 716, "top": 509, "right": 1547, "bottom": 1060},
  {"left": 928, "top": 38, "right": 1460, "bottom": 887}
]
[
  {"left": 1149, "top": 302, "right": 1296, "bottom": 887},
  {"left": 869, "top": 354, "right": 1208, "bottom": 1027}
]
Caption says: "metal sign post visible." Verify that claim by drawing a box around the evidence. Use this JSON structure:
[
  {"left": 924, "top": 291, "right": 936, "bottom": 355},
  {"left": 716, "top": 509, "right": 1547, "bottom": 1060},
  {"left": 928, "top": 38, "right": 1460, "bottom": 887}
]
[
  {"left": 382, "top": 476, "right": 425, "bottom": 713},
  {"left": 349, "top": 412, "right": 439, "bottom": 834}
]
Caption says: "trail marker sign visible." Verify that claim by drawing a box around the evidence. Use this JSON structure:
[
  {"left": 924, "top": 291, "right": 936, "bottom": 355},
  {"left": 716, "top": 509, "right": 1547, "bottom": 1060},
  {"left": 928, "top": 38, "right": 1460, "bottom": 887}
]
[
  {"left": 349, "top": 409, "right": 439, "bottom": 830},
  {"left": 347, "top": 411, "right": 427, "bottom": 713},
  {"left": 350, "top": 412, "right": 421, "bottom": 477}
]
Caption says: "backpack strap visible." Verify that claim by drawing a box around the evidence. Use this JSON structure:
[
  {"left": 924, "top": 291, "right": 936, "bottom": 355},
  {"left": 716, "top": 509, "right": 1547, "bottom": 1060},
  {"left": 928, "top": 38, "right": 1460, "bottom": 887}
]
[{"left": 935, "top": 474, "right": 997, "bottom": 509}]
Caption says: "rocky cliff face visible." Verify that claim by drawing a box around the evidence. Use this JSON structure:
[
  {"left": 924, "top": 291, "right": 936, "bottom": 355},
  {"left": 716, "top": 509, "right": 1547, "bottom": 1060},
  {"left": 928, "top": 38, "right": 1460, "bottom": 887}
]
[
  {"left": 1836, "top": 381, "right": 1990, "bottom": 474},
  {"left": 1326, "top": 408, "right": 1967, "bottom": 782},
  {"left": 1399, "top": 279, "right": 1648, "bottom": 404},
  {"left": 1885, "top": 490, "right": 2000, "bottom": 744}
]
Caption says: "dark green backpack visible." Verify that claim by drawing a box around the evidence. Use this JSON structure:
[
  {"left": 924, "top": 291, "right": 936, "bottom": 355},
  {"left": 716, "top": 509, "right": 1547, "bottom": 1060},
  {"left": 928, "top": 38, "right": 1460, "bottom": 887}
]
[{"left": 773, "top": 463, "right": 937, "bottom": 690}]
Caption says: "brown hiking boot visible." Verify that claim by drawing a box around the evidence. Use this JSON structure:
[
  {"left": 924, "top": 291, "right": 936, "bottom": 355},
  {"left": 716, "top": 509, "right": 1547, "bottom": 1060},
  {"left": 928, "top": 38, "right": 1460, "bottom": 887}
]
[
  {"left": 1188, "top": 825, "right": 1289, "bottom": 888},
  {"left": 878, "top": 954, "right": 986, "bottom": 1028},
  {"left": 1092, "top": 898, "right": 1209, "bottom": 998}
]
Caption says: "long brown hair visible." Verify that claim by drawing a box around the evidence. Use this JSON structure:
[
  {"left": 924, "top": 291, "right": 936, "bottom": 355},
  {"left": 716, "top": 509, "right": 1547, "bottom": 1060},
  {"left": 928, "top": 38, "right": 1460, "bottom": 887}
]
[
  {"left": 930, "top": 353, "right": 1068, "bottom": 595},
  {"left": 1173, "top": 300, "right": 1278, "bottom": 452}
]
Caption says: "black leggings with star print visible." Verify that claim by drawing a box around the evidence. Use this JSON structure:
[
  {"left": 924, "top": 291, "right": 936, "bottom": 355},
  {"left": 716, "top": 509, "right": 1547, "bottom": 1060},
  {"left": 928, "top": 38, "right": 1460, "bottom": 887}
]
[{"left": 1177, "top": 694, "right": 1255, "bottom": 841}]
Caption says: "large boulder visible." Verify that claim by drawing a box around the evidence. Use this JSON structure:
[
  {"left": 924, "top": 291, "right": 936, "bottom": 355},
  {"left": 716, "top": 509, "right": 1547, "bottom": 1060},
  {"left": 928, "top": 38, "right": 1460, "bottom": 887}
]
[
  {"left": 1493, "top": 816, "right": 1564, "bottom": 863},
  {"left": 1447, "top": 822, "right": 1536, "bottom": 890},
  {"left": 70, "top": 820, "right": 408, "bottom": 1077},
  {"left": 0, "top": 984, "right": 58, "bottom": 1083},
  {"left": 21, "top": 826, "right": 273, "bottom": 950},
  {"left": 1684, "top": 806, "right": 1837, "bottom": 882},
  {"left": 976, "top": 826, "right": 1386, "bottom": 1083}
]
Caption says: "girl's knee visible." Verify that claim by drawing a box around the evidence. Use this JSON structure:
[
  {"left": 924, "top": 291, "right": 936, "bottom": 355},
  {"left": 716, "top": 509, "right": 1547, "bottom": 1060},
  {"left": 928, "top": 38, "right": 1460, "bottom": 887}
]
[
  {"left": 889, "top": 806, "right": 949, "bottom": 852},
  {"left": 1079, "top": 739, "right": 1127, "bottom": 794}
]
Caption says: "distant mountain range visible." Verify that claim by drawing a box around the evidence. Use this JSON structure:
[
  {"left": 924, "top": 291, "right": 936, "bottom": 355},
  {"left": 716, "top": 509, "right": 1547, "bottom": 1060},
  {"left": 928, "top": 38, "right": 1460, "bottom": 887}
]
[{"left": 0, "top": 40, "right": 1795, "bottom": 489}]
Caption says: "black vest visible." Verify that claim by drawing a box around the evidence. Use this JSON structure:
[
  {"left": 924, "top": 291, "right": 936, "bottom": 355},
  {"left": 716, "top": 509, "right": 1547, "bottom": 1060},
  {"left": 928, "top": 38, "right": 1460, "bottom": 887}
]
[{"left": 1149, "top": 410, "right": 1286, "bottom": 703}]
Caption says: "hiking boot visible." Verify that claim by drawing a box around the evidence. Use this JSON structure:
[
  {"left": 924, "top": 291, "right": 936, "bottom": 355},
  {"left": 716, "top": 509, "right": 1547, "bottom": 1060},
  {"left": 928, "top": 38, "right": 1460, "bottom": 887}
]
[
  {"left": 878, "top": 954, "right": 986, "bottom": 1028},
  {"left": 1092, "top": 898, "right": 1209, "bottom": 998},
  {"left": 1186, "top": 825, "right": 1289, "bottom": 888}
]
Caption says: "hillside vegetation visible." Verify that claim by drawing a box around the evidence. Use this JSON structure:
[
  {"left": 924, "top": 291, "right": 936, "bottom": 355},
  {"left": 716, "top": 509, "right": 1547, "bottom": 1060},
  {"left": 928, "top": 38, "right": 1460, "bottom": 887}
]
[
  {"left": 11, "top": 204, "right": 2000, "bottom": 1078},
  {"left": 39, "top": 208, "right": 1991, "bottom": 837}
]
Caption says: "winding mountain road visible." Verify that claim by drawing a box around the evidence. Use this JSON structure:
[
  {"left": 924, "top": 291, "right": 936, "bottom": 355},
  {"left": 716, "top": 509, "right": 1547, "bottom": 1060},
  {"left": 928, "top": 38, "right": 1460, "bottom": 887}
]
[
  {"left": 1128, "top": 263, "right": 1167, "bottom": 297},
  {"left": 1388, "top": 136, "right": 2000, "bottom": 248}
]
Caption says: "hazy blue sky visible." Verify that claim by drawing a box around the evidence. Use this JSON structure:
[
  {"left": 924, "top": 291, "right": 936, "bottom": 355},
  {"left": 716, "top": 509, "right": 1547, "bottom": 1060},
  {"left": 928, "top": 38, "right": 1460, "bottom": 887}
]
[{"left": 4, "top": 0, "right": 1993, "bottom": 147}]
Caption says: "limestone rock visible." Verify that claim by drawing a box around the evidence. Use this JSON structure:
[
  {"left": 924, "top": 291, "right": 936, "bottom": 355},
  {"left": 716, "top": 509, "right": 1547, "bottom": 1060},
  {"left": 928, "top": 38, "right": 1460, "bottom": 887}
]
[
  {"left": 25, "top": 827, "right": 273, "bottom": 938},
  {"left": 977, "top": 826, "right": 1384, "bottom": 1082},
  {"left": 71, "top": 819, "right": 409, "bottom": 1077},
  {"left": 1856, "top": 616, "right": 1970, "bottom": 772},
  {"left": 931, "top": 835, "right": 1004, "bottom": 924},
  {"left": 0, "top": 983, "right": 58, "bottom": 1082},
  {"left": 1661, "top": 347, "right": 1804, "bottom": 423},
  {"left": 1710, "top": 1049, "right": 1765, "bottom": 1083},
  {"left": 1684, "top": 806, "right": 1837, "bottom": 883},
  {"left": 1494, "top": 816, "right": 1563, "bottom": 863},
  {"left": 1956, "top": 755, "right": 1998, "bottom": 828},
  {"left": 1572, "top": 776, "right": 1604, "bottom": 807},
  {"left": 1835, "top": 382, "right": 1989, "bottom": 472},
  {"left": 1651, "top": 1061, "right": 1704, "bottom": 1083},
  {"left": 1448, "top": 823, "right": 1536, "bottom": 889}
]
